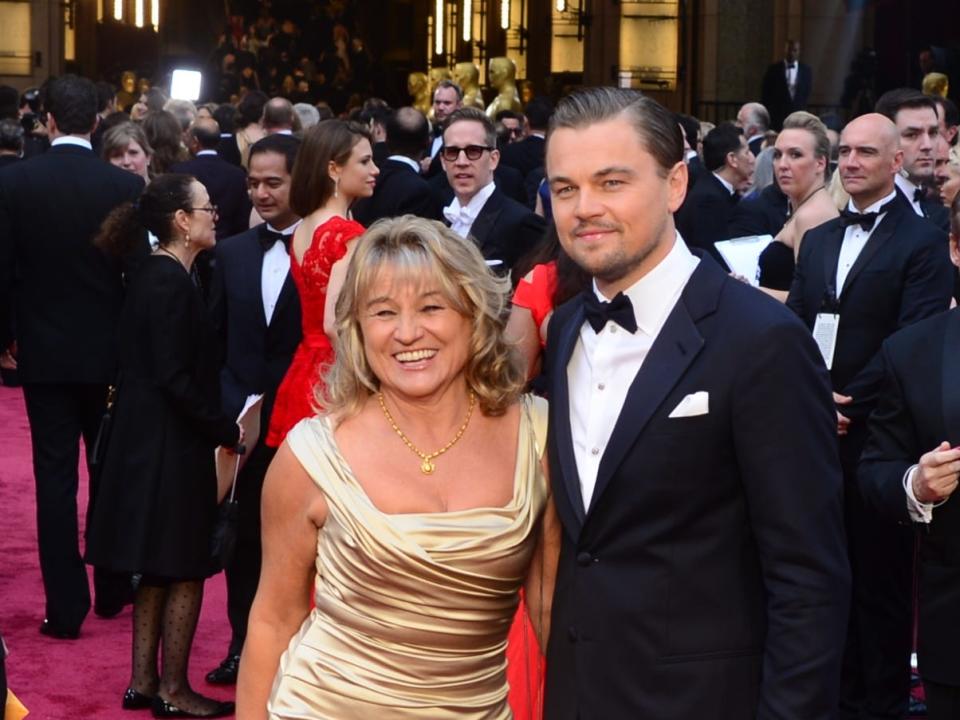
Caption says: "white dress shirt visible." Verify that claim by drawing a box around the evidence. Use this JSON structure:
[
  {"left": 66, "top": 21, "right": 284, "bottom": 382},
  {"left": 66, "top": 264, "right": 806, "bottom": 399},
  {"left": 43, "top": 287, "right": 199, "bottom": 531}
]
[
  {"left": 51, "top": 136, "right": 93, "bottom": 151},
  {"left": 785, "top": 62, "right": 798, "bottom": 100},
  {"left": 387, "top": 154, "right": 420, "bottom": 173},
  {"left": 443, "top": 181, "right": 496, "bottom": 239},
  {"left": 196, "top": 149, "right": 217, "bottom": 157},
  {"left": 894, "top": 173, "right": 925, "bottom": 217},
  {"left": 835, "top": 189, "right": 896, "bottom": 294},
  {"left": 429, "top": 135, "right": 443, "bottom": 160},
  {"left": 568, "top": 235, "right": 699, "bottom": 508},
  {"left": 261, "top": 221, "right": 300, "bottom": 325}
]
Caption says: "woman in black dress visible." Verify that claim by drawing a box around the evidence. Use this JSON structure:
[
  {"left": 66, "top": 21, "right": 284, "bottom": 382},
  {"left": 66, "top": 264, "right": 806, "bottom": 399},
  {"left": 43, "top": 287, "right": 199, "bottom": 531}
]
[{"left": 86, "top": 174, "right": 241, "bottom": 718}]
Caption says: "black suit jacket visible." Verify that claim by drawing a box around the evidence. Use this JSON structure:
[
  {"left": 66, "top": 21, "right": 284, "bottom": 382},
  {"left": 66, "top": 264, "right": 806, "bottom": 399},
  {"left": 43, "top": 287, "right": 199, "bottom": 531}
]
[
  {"left": 352, "top": 158, "right": 442, "bottom": 226},
  {"left": 761, "top": 60, "right": 812, "bottom": 129},
  {"left": 171, "top": 153, "right": 251, "bottom": 240},
  {"left": 786, "top": 191, "right": 953, "bottom": 435},
  {"left": 543, "top": 252, "right": 850, "bottom": 719},
  {"left": 500, "top": 135, "right": 545, "bottom": 180},
  {"left": 448, "top": 187, "right": 546, "bottom": 271},
  {"left": 859, "top": 308, "right": 960, "bottom": 685},
  {"left": 0, "top": 144, "right": 144, "bottom": 381},
  {"left": 921, "top": 199, "right": 951, "bottom": 233},
  {"left": 207, "top": 225, "right": 302, "bottom": 425},
  {"left": 748, "top": 135, "right": 764, "bottom": 157},
  {"left": 674, "top": 172, "right": 738, "bottom": 267},
  {"left": 686, "top": 155, "right": 705, "bottom": 189},
  {"left": 727, "top": 182, "right": 789, "bottom": 239}
]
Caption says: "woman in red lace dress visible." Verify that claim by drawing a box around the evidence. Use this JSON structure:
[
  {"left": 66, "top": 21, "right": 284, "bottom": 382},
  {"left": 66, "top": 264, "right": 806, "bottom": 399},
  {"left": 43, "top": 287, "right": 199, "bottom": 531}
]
[{"left": 265, "top": 120, "right": 379, "bottom": 447}]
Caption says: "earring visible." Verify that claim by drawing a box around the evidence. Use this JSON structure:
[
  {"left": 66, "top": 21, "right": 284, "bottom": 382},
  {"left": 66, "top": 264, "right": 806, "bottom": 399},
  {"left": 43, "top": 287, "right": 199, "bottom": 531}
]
[
  {"left": 334, "top": 177, "right": 340, "bottom": 199},
  {"left": 184, "top": 233, "right": 191, "bottom": 247}
]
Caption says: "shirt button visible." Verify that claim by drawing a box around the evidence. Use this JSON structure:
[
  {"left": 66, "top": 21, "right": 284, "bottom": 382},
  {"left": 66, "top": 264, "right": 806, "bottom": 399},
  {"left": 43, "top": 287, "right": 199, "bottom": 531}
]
[
  {"left": 609, "top": 325, "right": 618, "bottom": 334},
  {"left": 590, "top": 447, "right": 599, "bottom": 456},
  {"left": 597, "top": 383, "right": 605, "bottom": 391}
]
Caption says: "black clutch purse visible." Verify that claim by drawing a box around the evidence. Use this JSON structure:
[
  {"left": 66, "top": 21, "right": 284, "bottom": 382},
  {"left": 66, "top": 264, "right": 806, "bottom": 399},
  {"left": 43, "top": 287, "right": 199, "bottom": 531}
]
[{"left": 210, "top": 443, "right": 245, "bottom": 570}]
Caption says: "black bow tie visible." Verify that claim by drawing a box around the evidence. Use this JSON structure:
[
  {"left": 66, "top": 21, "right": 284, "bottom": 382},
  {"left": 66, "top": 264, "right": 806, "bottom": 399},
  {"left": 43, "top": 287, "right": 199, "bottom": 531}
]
[
  {"left": 785, "top": 62, "right": 796, "bottom": 69},
  {"left": 582, "top": 291, "right": 638, "bottom": 334},
  {"left": 259, "top": 226, "right": 291, "bottom": 251},
  {"left": 839, "top": 198, "right": 897, "bottom": 232},
  {"left": 913, "top": 187, "right": 927, "bottom": 204}
]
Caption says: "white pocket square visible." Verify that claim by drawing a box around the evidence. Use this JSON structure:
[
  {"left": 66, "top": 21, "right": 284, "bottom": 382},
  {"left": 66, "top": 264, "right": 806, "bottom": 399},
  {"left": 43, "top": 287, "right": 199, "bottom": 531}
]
[{"left": 668, "top": 391, "right": 709, "bottom": 418}]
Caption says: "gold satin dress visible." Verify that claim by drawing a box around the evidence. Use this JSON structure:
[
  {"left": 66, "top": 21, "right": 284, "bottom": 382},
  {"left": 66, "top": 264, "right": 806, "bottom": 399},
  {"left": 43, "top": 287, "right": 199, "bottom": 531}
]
[{"left": 267, "top": 395, "right": 549, "bottom": 720}]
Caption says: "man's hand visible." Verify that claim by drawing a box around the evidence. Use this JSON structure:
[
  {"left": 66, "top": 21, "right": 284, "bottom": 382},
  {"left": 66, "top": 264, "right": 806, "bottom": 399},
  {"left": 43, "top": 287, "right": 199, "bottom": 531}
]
[
  {"left": 913, "top": 441, "right": 960, "bottom": 504},
  {"left": 833, "top": 392, "right": 852, "bottom": 436}
]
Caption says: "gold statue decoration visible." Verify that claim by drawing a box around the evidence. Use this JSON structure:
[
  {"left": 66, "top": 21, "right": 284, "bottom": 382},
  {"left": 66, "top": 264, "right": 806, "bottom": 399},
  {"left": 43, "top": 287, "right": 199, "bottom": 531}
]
[
  {"left": 428, "top": 67, "right": 452, "bottom": 97},
  {"left": 407, "top": 72, "right": 431, "bottom": 116},
  {"left": 485, "top": 57, "right": 522, "bottom": 119},
  {"left": 453, "top": 62, "right": 485, "bottom": 110},
  {"left": 116, "top": 71, "right": 138, "bottom": 113}
]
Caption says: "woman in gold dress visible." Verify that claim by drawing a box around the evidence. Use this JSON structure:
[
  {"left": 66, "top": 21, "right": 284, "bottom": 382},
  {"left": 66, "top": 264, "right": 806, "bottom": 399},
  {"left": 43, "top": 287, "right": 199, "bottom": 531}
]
[{"left": 237, "top": 215, "right": 559, "bottom": 719}]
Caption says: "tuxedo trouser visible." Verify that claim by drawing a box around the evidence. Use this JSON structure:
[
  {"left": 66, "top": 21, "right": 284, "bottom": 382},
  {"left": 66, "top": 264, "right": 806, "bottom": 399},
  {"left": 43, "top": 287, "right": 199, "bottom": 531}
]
[
  {"left": 925, "top": 680, "right": 960, "bottom": 720},
  {"left": 839, "top": 459, "right": 915, "bottom": 720},
  {"left": 224, "top": 442, "right": 275, "bottom": 656},
  {"left": 22, "top": 383, "right": 129, "bottom": 631}
]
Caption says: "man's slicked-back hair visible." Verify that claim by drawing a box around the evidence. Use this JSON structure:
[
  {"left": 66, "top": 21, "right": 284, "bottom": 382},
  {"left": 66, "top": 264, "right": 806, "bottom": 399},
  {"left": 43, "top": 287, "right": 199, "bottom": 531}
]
[
  {"left": 548, "top": 87, "right": 683, "bottom": 177},
  {"left": 875, "top": 88, "right": 939, "bottom": 123},
  {"left": 46, "top": 74, "right": 98, "bottom": 135},
  {"left": 443, "top": 106, "right": 497, "bottom": 148},
  {"left": 249, "top": 133, "right": 301, "bottom": 174}
]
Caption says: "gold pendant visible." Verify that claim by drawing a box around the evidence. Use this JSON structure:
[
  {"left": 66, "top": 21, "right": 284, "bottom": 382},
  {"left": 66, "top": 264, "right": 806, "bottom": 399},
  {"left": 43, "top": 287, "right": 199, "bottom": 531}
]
[{"left": 420, "top": 459, "right": 436, "bottom": 475}]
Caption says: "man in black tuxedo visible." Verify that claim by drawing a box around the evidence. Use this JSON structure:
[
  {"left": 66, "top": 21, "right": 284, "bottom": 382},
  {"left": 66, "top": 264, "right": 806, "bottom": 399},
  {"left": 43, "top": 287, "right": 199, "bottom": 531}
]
[
  {"left": 439, "top": 107, "right": 545, "bottom": 273},
  {"left": 0, "top": 74, "right": 143, "bottom": 638},
  {"left": 421, "top": 80, "right": 462, "bottom": 179},
  {"left": 352, "top": 107, "right": 441, "bottom": 226},
  {"left": 542, "top": 86, "right": 849, "bottom": 719},
  {"left": 786, "top": 113, "right": 954, "bottom": 719},
  {"left": 876, "top": 88, "right": 950, "bottom": 232},
  {"left": 0, "top": 117, "right": 23, "bottom": 170},
  {"left": 171, "top": 118, "right": 251, "bottom": 241},
  {"left": 736, "top": 102, "right": 770, "bottom": 156},
  {"left": 500, "top": 96, "right": 552, "bottom": 207},
  {"left": 859, "top": 210, "right": 960, "bottom": 718},
  {"left": 675, "top": 113, "right": 705, "bottom": 188},
  {"left": 206, "top": 133, "right": 302, "bottom": 684},
  {"left": 674, "top": 122, "right": 755, "bottom": 266},
  {"left": 762, "top": 39, "right": 812, "bottom": 130}
]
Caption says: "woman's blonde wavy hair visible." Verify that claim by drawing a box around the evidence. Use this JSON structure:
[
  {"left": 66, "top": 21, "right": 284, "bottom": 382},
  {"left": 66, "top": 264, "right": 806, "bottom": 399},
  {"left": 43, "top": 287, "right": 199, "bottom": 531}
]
[{"left": 318, "top": 215, "right": 526, "bottom": 418}]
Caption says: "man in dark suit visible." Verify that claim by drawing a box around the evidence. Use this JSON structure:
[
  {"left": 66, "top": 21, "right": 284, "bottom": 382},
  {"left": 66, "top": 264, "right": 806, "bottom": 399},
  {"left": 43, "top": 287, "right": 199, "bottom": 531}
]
[
  {"left": 0, "top": 117, "right": 23, "bottom": 170},
  {"left": 0, "top": 74, "right": 143, "bottom": 638},
  {"left": 500, "top": 96, "right": 552, "bottom": 207},
  {"left": 674, "top": 122, "right": 755, "bottom": 266},
  {"left": 726, "top": 181, "right": 789, "bottom": 238},
  {"left": 352, "top": 107, "right": 441, "bottom": 226},
  {"left": 859, "top": 214, "right": 960, "bottom": 718},
  {"left": 762, "top": 39, "right": 812, "bottom": 130},
  {"left": 171, "top": 118, "right": 251, "bottom": 241},
  {"left": 736, "top": 102, "right": 770, "bottom": 156},
  {"left": 787, "top": 113, "right": 954, "bottom": 719},
  {"left": 421, "top": 79, "right": 462, "bottom": 179},
  {"left": 876, "top": 88, "right": 951, "bottom": 232},
  {"left": 675, "top": 113, "right": 705, "bottom": 188},
  {"left": 439, "top": 107, "right": 545, "bottom": 273},
  {"left": 205, "top": 133, "right": 302, "bottom": 684},
  {"left": 542, "top": 85, "right": 850, "bottom": 720}
]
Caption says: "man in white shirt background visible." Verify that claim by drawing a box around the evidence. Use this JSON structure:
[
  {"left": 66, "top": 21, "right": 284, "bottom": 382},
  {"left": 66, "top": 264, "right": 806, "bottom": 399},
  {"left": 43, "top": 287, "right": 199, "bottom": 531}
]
[
  {"left": 762, "top": 39, "right": 812, "bottom": 130},
  {"left": 876, "top": 88, "right": 950, "bottom": 231},
  {"left": 787, "top": 112, "right": 954, "bottom": 719},
  {"left": 439, "top": 107, "right": 544, "bottom": 273},
  {"left": 206, "top": 133, "right": 303, "bottom": 686}
]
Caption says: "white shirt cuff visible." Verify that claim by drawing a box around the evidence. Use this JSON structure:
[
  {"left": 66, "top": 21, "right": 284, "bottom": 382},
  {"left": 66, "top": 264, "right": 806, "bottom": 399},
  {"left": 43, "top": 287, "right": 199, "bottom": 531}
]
[{"left": 904, "top": 465, "right": 935, "bottom": 523}]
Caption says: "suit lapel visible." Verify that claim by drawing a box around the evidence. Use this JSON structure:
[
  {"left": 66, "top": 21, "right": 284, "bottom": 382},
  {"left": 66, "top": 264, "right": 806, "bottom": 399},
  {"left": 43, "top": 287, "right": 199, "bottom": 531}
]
[
  {"left": 241, "top": 230, "right": 269, "bottom": 329},
  {"left": 270, "top": 269, "right": 296, "bottom": 327},
  {"left": 553, "top": 302, "right": 588, "bottom": 526},
  {"left": 589, "top": 296, "right": 705, "bottom": 512},
  {"left": 819, "top": 222, "right": 843, "bottom": 302},
  {"left": 839, "top": 202, "right": 905, "bottom": 299},
  {"left": 468, "top": 190, "right": 502, "bottom": 253},
  {"left": 942, "top": 313, "right": 960, "bottom": 445}
]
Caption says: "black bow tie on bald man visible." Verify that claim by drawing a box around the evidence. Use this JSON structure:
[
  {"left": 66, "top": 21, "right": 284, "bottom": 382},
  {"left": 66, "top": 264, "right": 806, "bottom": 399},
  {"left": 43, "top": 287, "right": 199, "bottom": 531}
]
[
  {"left": 582, "top": 291, "right": 638, "bottom": 334},
  {"left": 259, "top": 226, "right": 291, "bottom": 252},
  {"left": 839, "top": 198, "right": 898, "bottom": 233}
]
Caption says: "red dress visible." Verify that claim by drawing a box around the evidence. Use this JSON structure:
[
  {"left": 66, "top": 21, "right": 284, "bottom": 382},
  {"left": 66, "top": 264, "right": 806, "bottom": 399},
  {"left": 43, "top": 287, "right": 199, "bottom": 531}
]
[
  {"left": 511, "top": 262, "right": 559, "bottom": 348},
  {"left": 265, "top": 216, "right": 365, "bottom": 447}
]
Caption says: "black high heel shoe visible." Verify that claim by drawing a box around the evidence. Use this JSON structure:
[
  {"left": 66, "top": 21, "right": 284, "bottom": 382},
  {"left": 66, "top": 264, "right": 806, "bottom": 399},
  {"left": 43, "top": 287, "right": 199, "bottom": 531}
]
[
  {"left": 151, "top": 696, "right": 235, "bottom": 718},
  {"left": 122, "top": 687, "right": 154, "bottom": 710}
]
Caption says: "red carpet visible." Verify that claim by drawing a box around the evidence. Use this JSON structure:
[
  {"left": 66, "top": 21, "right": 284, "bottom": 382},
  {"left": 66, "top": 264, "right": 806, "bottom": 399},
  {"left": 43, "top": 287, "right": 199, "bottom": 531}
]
[{"left": 0, "top": 386, "right": 235, "bottom": 719}]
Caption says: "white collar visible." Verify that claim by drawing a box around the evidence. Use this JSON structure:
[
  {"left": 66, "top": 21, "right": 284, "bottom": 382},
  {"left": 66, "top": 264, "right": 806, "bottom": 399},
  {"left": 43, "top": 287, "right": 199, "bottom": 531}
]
[
  {"left": 51, "top": 136, "right": 92, "bottom": 150},
  {"left": 274, "top": 129, "right": 294, "bottom": 136},
  {"left": 594, "top": 232, "right": 698, "bottom": 336},
  {"left": 387, "top": 155, "right": 420, "bottom": 173},
  {"left": 712, "top": 171, "right": 735, "bottom": 195},
  {"left": 449, "top": 180, "right": 497, "bottom": 218},
  {"left": 893, "top": 173, "right": 926, "bottom": 215},
  {"left": 196, "top": 149, "right": 217, "bottom": 156},
  {"left": 747, "top": 132, "right": 765, "bottom": 145},
  {"left": 530, "top": 131, "right": 546, "bottom": 139},
  {"left": 266, "top": 219, "right": 301, "bottom": 236},
  {"left": 847, "top": 187, "right": 898, "bottom": 215},
  {"left": 685, "top": 149, "right": 699, "bottom": 161}
]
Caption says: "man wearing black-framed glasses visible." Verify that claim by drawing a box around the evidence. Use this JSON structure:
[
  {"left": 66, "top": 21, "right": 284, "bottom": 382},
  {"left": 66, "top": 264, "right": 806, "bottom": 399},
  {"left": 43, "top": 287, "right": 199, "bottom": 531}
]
[{"left": 440, "top": 107, "right": 545, "bottom": 273}]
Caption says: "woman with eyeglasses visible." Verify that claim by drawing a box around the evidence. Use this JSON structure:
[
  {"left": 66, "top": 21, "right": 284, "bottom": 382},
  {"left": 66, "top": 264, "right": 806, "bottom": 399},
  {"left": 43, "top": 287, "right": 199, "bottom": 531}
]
[
  {"left": 86, "top": 174, "right": 241, "bottom": 718},
  {"left": 264, "top": 119, "right": 379, "bottom": 448}
]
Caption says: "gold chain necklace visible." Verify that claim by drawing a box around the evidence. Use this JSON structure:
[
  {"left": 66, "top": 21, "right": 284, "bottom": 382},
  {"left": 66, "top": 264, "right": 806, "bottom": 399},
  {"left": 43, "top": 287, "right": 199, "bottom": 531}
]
[{"left": 377, "top": 391, "right": 477, "bottom": 475}]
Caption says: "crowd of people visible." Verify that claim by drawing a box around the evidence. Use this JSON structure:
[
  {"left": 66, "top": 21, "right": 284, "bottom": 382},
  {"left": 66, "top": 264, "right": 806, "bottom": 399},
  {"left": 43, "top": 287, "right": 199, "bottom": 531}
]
[{"left": 1, "top": 29, "right": 960, "bottom": 720}]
